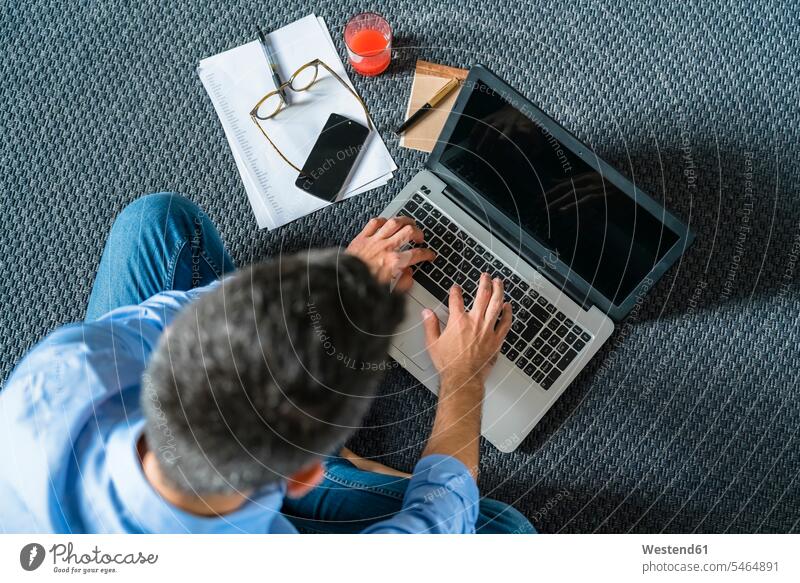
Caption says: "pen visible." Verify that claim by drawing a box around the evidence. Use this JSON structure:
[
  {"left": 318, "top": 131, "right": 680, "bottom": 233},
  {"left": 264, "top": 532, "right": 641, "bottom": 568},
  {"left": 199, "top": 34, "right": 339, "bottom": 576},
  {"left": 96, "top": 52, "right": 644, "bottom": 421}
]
[
  {"left": 395, "top": 78, "right": 460, "bottom": 135},
  {"left": 257, "top": 28, "right": 288, "bottom": 104}
]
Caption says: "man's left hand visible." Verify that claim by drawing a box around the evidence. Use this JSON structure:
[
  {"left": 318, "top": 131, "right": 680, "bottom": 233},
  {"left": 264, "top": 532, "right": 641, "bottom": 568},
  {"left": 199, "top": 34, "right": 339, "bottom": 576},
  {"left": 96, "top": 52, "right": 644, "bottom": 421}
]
[{"left": 346, "top": 216, "right": 435, "bottom": 292}]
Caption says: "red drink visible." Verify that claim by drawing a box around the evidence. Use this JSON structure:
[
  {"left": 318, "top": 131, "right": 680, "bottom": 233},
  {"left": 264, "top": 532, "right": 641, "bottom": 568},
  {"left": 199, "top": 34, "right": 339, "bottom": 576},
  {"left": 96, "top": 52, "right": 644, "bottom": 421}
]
[{"left": 344, "top": 13, "right": 392, "bottom": 76}]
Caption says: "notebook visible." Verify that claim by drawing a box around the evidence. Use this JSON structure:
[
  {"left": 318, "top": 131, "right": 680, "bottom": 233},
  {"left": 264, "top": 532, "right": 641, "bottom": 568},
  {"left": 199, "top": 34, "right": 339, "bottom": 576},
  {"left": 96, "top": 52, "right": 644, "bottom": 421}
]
[{"left": 399, "top": 60, "right": 469, "bottom": 153}]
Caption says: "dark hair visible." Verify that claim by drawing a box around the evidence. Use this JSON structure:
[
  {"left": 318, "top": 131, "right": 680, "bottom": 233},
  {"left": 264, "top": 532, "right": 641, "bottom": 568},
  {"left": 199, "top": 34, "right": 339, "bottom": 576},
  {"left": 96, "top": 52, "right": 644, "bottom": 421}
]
[{"left": 141, "top": 250, "right": 405, "bottom": 494}]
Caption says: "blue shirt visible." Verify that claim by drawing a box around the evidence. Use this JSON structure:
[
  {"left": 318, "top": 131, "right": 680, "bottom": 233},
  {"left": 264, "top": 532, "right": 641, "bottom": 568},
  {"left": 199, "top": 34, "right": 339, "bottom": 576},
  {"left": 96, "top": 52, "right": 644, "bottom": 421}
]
[{"left": 0, "top": 285, "right": 479, "bottom": 534}]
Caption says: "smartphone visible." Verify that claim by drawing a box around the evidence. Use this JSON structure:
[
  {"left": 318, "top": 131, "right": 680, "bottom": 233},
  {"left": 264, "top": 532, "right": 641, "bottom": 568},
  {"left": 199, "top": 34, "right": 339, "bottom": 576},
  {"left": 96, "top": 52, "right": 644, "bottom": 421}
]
[{"left": 295, "top": 113, "right": 370, "bottom": 202}]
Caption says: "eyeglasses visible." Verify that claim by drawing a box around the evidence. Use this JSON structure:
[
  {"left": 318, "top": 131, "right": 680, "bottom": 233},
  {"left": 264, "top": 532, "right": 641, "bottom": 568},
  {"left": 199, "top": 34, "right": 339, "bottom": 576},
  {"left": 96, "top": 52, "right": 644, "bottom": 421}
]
[{"left": 250, "top": 59, "right": 373, "bottom": 172}]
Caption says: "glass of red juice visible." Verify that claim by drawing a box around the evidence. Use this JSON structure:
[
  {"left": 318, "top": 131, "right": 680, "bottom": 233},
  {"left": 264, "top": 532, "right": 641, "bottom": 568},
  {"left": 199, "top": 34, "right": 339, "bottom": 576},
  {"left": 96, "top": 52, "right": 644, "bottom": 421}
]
[{"left": 344, "top": 12, "right": 392, "bottom": 76}]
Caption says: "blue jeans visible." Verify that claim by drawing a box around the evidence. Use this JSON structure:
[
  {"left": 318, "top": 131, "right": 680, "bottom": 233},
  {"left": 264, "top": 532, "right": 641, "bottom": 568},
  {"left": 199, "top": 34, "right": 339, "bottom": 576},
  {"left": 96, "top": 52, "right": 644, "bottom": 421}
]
[
  {"left": 283, "top": 456, "right": 536, "bottom": 534},
  {"left": 87, "top": 192, "right": 535, "bottom": 534},
  {"left": 86, "top": 192, "right": 234, "bottom": 319}
]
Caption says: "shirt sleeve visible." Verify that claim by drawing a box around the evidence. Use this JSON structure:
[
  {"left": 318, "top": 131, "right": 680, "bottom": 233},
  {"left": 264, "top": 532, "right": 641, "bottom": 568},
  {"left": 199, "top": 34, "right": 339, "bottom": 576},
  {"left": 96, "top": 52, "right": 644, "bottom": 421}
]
[
  {"left": 361, "top": 454, "right": 480, "bottom": 534},
  {"left": 0, "top": 283, "right": 218, "bottom": 532},
  {"left": 7, "top": 282, "right": 219, "bottom": 409}
]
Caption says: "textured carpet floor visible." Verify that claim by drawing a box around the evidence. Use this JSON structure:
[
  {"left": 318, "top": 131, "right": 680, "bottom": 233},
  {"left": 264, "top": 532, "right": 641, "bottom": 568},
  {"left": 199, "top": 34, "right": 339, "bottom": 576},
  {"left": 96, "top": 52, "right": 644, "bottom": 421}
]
[{"left": 2, "top": 1, "right": 799, "bottom": 533}]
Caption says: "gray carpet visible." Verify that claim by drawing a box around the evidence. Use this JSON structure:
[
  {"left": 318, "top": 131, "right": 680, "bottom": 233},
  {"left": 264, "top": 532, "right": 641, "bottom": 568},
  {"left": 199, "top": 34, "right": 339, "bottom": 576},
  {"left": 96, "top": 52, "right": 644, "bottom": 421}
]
[{"left": 2, "top": 0, "right": 799, "bottom": 533}]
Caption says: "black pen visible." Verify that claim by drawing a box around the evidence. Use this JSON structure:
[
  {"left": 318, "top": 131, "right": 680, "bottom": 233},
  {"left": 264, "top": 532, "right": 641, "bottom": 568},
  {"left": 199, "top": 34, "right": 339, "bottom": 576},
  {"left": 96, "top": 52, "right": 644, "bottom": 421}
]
[
  {"left": 257, "top": 28, "right": 288, "bottom": 104},
  {"left": 395, "top": 78, "right": 460, "bottom": 135}
]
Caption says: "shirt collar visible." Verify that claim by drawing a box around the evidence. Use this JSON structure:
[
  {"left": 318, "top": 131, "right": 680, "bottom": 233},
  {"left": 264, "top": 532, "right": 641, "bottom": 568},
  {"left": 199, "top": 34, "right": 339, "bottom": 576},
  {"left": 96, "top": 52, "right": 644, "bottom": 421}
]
[{"left": 107, "top": 418, "right": 288, "bottom": 533}]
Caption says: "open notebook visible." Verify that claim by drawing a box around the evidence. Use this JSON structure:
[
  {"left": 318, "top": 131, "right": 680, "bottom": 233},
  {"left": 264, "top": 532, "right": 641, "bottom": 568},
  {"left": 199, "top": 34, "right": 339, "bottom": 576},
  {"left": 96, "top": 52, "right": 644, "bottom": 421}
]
[{"left": 198, "top": 15, "right": 395, "bottom": 230}]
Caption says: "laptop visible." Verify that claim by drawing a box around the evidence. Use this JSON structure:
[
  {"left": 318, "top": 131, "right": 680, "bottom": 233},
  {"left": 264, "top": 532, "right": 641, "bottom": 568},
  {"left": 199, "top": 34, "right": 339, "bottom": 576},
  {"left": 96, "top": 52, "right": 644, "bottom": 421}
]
[{"left": 381, "top": 65, "right": 694, "bottom": 452}]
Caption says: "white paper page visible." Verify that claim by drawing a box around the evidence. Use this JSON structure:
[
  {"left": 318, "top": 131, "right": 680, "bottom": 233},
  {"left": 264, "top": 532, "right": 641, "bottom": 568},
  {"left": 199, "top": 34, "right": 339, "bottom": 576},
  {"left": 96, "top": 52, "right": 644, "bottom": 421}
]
[{"left": 198, "top": 14, "right": 395, "bottom": 229}]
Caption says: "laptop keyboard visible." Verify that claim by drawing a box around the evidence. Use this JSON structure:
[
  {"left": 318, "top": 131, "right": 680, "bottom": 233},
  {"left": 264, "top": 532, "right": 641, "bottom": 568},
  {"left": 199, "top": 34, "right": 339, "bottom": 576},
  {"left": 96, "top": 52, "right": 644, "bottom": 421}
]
[{"left": 398, "top": 189, "right": 593, "bottom": 390}]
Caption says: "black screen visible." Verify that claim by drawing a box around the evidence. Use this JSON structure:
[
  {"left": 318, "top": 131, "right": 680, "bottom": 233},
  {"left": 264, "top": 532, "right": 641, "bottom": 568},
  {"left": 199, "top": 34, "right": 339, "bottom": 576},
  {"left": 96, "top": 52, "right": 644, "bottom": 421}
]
[
  {"left": 296, "top": 113, "right": 369, "bottom": 202},
  {"left": 440, "top": 81, "right": 679, "bottom": 303}
]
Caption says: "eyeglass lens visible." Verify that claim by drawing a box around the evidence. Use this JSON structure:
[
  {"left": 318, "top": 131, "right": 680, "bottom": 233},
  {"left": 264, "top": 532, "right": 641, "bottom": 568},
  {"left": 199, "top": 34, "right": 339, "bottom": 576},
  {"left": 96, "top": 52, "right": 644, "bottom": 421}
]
[
  {"left": 254, "top": 92, "right": 284, "bottom": 120},
  {"left": 290, "top": 63, "right": 318, "bottom": 91}
]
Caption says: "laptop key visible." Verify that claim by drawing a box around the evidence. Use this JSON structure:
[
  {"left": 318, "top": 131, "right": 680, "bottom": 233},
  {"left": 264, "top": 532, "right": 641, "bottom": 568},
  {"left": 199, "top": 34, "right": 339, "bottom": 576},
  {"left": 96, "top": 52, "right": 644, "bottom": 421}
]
[
  {"left": 414, "top": 271, "right": 448, "bottom": 303},
  {"left": 531, "top": 304, "right": 550, "bottom": 322},
  {"left": 506, "top": 348, "right": 519, "bottom": 361},
  {"left": 521, "top": 321, "right": 543, "bottom": 342},
  {"left": 556, "top": 349, "right": 578, "bottom": 371},
  {"left": 540, "top": 371, "right": 559, "bottom": 390},
  {"left": 533, "top": 370, "right": 545, "bottom": 383},
  {"left": 525, "top": 364, "right": 537, "bottom": 377}
]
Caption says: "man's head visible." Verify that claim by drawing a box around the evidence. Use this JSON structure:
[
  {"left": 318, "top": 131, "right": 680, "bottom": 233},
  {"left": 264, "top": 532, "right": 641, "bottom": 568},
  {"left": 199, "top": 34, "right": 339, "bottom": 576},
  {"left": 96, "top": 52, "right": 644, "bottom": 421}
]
[{"left": 141, "top": 250, "right": 405, "bottom": 496}]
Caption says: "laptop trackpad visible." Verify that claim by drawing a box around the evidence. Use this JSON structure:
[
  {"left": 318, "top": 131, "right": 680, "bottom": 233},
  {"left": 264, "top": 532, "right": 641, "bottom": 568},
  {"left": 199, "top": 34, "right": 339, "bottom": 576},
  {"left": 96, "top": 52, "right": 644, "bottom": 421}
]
[{"left": 393, "top": 295, "right": 443, "bottom": 371}]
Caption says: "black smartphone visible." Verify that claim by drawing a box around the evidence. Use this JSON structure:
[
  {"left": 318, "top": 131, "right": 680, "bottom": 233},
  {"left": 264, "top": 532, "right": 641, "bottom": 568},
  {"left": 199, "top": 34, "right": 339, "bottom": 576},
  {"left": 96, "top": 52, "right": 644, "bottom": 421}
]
[{"left": 295, "top": 113, "right": 370, "bottom": 202}]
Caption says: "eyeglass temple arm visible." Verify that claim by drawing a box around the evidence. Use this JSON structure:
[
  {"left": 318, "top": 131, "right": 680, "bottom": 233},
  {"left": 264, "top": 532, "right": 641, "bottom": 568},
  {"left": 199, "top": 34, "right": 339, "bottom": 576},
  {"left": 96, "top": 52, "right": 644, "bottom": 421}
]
[
  {"left": 250, "top": 115, "right": 303, "bottom": 172},
  {"left": 316, "top": 60, "right": 374, "bottom": 131}
]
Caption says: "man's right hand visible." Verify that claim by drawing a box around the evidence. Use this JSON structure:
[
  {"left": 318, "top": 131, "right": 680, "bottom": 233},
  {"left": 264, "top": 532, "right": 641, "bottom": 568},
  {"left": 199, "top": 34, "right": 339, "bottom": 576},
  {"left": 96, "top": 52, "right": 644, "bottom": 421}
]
[{"left": 422, "top": 273, "right": 512, "bottom": 385}]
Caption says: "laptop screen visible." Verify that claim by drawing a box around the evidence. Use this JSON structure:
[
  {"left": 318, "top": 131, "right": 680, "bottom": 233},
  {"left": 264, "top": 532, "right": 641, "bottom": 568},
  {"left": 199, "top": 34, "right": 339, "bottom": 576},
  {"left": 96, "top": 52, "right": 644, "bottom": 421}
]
[{"left": 438, "top": 80, "right": 680, "bottom": 304}]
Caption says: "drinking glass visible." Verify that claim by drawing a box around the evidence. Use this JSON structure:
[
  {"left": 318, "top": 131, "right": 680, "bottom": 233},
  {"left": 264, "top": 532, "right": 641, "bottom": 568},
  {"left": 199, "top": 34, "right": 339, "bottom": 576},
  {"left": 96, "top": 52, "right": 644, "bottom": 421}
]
[{"left": 344, "top": 12, "right": 392, "bottom": 76}]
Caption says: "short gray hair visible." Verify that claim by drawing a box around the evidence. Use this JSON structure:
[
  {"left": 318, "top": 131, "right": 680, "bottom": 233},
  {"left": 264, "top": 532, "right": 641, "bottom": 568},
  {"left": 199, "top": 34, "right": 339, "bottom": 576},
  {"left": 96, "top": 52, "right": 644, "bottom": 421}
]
[{"left": 142, "top": 250, "right": 405, "bottom": 494}]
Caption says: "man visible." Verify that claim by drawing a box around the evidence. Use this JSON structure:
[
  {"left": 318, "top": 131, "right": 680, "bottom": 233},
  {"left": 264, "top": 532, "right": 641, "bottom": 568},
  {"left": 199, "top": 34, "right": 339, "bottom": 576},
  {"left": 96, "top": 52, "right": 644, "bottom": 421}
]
[{"left": 0, "top": 192, "right": 534, "bottom": 534}]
